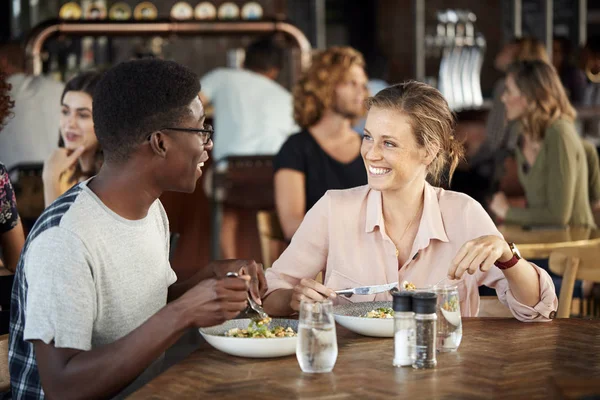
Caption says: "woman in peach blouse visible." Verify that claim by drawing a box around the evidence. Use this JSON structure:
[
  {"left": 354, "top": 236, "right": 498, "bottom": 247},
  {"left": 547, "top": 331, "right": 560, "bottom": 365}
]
[{"left": 263, "top": 81, "right": 558, "bottom": 321}]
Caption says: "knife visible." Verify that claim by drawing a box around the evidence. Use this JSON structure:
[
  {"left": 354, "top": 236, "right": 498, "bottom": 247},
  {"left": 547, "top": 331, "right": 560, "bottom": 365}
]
[{"left": 335, "top": 282, "right": 398, "bottom": 297}]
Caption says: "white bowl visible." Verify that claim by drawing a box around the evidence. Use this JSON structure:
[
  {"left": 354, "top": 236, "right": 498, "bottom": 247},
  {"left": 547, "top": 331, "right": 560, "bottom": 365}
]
[
  {"left": 333, "top": 301, "right": 394, "bottom": 338},
  {"left": 199, "top": 318, "right": 298, "bottom": 358}
]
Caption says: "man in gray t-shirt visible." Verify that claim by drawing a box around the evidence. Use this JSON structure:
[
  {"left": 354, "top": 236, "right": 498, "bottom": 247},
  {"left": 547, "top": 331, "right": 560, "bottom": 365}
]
[{"left": 9, "top": 59, "right": 267, "bottom": 400}]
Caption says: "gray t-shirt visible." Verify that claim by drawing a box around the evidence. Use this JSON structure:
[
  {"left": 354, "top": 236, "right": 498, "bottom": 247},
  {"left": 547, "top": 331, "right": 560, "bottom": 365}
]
[{"left": 9, "top": 180, "right": 177, "bottom": 399}]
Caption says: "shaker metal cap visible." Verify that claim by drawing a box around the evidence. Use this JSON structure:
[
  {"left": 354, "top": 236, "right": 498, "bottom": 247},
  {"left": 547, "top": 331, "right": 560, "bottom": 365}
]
[{"left": 412, "top": 292, "right": 437, "bottom": 314}]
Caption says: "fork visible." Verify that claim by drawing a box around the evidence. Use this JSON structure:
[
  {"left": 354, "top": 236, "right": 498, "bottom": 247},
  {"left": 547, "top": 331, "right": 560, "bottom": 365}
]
[{"left": 225, "top": 271, "right": 269, "bottom": 320}]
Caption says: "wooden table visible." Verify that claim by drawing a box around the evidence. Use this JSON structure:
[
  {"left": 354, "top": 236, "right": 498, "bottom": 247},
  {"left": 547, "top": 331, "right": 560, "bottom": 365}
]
[
  {"left": 499, "top": 224, "right": 600, "bottom": 259},
  {"left": 130, "top": 318, "right": 600, "bottom": 399}
]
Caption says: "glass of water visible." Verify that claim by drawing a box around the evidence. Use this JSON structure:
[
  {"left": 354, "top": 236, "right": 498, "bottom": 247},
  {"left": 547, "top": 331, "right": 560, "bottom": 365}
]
[
  {"left": 296, "top": 299, "right": 338, "bottom": 373},
  {"left": 432, "top": 284, "right": 462, "bottom": 352}
]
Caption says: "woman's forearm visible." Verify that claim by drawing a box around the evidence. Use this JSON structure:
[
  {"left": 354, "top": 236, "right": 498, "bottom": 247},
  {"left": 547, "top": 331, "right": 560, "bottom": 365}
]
[{"left": 502, "top": 259, "right": 541, "bottom": 307}]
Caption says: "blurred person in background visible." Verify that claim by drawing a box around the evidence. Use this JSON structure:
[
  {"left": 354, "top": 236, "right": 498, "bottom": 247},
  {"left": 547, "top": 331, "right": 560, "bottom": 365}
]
[
  {"left": 199, "top": 35, "right": 297, "bottom": 259},
  {"left": 490, "top": 60, "right": 594, "bottom": 228},
  {"left": 581, "top": 36, "right": 600, "bottom": 151},
  {"left": 452, "top": 37, "right": 550, "bottom": 208},
  {"left": 43, "top": 71, "right": 103, "bottom": 207},
  {"left": 582, "top": 35, "right": 600, "bottom": 106},
  {"left": 353, "top": 50, "right": 389, "bottom": 134},
  {"left": 0, "top": 42, "right": 64, "bottom": 171},
  {"left": 490, "top": 60, "right": 595, "bottom": 300},
  {"left": 0, "top": 68, "right": 25, "bottom": 273},
  {"left": 552, "top": 36, "right": 587, "bottom": 105},
  {"left": 275, "top": 46, "right": 369, "bottom": 241}
]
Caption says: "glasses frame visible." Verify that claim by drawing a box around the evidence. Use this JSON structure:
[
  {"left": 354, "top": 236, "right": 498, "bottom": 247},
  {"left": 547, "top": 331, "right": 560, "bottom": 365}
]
[{"left": 147, "top": 124, "right": 213, "bottom": 145}]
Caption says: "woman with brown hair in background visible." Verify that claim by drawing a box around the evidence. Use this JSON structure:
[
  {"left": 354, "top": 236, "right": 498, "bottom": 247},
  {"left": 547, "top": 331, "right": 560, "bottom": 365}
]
[
  {"left": 0, "top": 68, "right": 25, "bottom": 272},
  {"left": 42, "top": 71, "right": 103, "bottom": 207},
  {"left": 490, "top": 60, "right": 594, "bottom": 227},
  {"left": 454, "top": 37, "right": 550, "bottom": 208},
  {"left": 490, "top": 60, "right": 595, "bottom": 301},
  {"left": 274, "top": 47, "right": 369, "bottom": 241}
]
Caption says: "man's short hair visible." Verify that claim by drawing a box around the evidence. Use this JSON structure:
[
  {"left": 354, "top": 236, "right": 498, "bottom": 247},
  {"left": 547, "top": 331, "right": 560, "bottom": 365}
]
[
  {"left": 243, "top": 35, "right": 284, "bottom": 72},
  {"left": 93, "top": 59, "right": 200, "bottom": 161}
]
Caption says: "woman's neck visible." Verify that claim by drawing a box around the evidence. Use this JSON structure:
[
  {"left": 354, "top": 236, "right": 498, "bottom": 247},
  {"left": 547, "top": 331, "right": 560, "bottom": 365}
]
[{"left": 381, "top": 179, "right": 426, "bottom": 232}]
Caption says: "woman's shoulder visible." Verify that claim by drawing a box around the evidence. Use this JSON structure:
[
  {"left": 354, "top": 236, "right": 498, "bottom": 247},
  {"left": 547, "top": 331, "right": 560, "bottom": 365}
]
[
  {"left": 546, "top": 118, "right": 577, "bottom": 136},
  {"left": 434, "top": 186, "right": 490, "bottom": 222},
  {"left": 0, "top": 162, "right": 7, "bottom": 177},
  {"left": 544, "top": 118, "right": 582, "bottom": 149},
  {"left": 320, "top": 185, "right": 372, "bottom": 210},
  {"left": 435, "top": 186, "right": 480, "bottom": 207},
  {"left": 434, "top": 187, "right": 499, "bottom": 239}
]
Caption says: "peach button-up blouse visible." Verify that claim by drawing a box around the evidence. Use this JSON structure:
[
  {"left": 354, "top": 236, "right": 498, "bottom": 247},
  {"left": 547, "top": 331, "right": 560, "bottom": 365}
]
[{"left": 265, "top": 183, "right": 558, "bottom": 321}]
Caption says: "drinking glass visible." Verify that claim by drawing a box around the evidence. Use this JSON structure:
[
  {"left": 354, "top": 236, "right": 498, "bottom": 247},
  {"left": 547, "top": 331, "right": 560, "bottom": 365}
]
[
  {"left": 296, "top": 299, "right": 338, "bottom": 373},
  {"left": 432, "top": 284, "right": 463, "bottom": 352}
]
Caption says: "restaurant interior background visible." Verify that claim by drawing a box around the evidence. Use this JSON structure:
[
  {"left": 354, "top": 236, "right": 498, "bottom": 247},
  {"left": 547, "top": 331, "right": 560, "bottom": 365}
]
[{"left": 1, "top": 0, "right": 600, "bottom": 280}]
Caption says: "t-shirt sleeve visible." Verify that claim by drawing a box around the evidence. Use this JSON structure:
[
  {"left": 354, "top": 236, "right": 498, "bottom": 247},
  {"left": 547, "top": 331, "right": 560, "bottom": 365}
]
[
  {"left": 199, "top": 69, "right": 224, "bottom": 101},
  {"left": 273, "top": 134, "right": 306, "bottom": 174},
  {"left": 0, "top": 164, "right": 20, "bottom": 234},
  {"left": 23, "top": 228, "right": 97, "bottom": 351}
]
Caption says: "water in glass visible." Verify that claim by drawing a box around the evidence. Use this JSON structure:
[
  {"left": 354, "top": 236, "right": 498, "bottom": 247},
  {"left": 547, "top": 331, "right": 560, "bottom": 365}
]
[
  {"left": 433, "top": 284, "right": 462, "bottom": 352},
  {"left": 296, "top": 299, "right": 338, "bottom": 373}
]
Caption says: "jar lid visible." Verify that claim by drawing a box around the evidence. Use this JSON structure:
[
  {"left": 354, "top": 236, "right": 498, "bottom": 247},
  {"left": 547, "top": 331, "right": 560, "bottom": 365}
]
[
  {"left": 392, "top": 292, "right": 413, "bottom": 312},
  {"left": 412, "top": 292, "right": 437, "bottom": 314}
]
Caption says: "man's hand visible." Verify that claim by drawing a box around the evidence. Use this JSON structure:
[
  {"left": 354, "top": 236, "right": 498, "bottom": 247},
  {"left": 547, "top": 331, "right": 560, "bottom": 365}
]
[
  {"left": 176, "top": 277, "right": 249, "bottom": 328},
  {"left": 208, "top": 259, "right": 267, "bottom": 304}
]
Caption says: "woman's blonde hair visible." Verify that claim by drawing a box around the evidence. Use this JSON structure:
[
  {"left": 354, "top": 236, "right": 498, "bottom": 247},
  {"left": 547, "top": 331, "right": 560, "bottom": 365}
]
[
  {"left": 507, "top": 60, "right": 576, "bottom": 141},
  {"left": 512, "top": 37, "right": 550, "bottom": 63},
  {"left": 366, "top": 81, "right": 464, "bottom": 185},
  {"left": 293, "top": 46, "right": 365, "bottom": 129}
]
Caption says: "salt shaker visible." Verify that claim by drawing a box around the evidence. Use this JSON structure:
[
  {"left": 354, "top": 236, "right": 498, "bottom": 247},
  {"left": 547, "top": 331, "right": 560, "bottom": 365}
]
[
  {"left": 392, "top": 292, "right": 415, "bottom": 367},
  {"left": 412, "top": 292, "right": 438, "bottom": 369}
]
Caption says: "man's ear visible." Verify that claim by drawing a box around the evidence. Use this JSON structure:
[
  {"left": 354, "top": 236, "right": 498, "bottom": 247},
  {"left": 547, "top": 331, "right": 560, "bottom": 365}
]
[{"left": 148, "top": 131, "right": 168, "bottom": 158}]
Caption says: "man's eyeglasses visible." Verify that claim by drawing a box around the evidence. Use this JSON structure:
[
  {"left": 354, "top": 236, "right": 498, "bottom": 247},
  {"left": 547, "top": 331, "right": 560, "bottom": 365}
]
[{"left": 148, "top": 124, "right": 213, "bottom": 145}]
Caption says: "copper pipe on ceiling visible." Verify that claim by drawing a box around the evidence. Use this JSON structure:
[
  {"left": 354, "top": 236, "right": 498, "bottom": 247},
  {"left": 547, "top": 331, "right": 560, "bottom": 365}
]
[{"left": 25, "top": 19, "right": 312, "bottom": 79}]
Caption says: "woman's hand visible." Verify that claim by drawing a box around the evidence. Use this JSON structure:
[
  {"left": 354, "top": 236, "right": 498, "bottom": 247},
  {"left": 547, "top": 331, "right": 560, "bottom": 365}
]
[
  {"left": 290, "top": 278, "right": 337, "bottom": 312},
  {"left": 490, "top": 192, "right": 510, "bottom": 220},
  {"left": 42, "top": 146, "right": 85, "bottom": 182},
  {"left": 448, "top": 235, "right": 512, "bottom": 279}
]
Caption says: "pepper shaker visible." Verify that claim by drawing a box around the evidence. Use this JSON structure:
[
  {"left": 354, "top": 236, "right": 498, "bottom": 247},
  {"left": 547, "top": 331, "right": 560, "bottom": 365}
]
[{"left": 412, "top": 292, "right": 438, "bottom": 369}]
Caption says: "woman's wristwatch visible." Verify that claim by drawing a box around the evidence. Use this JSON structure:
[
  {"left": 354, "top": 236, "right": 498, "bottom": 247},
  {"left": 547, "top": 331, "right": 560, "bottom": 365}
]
[{"left": 494, "top": 242, "right": 522, "bottom": 270}]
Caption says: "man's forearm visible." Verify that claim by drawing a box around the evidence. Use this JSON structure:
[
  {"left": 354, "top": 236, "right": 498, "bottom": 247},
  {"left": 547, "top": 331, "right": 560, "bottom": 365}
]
[{"left": 38, "top": 301, "right": 190, "bottom": 400}]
